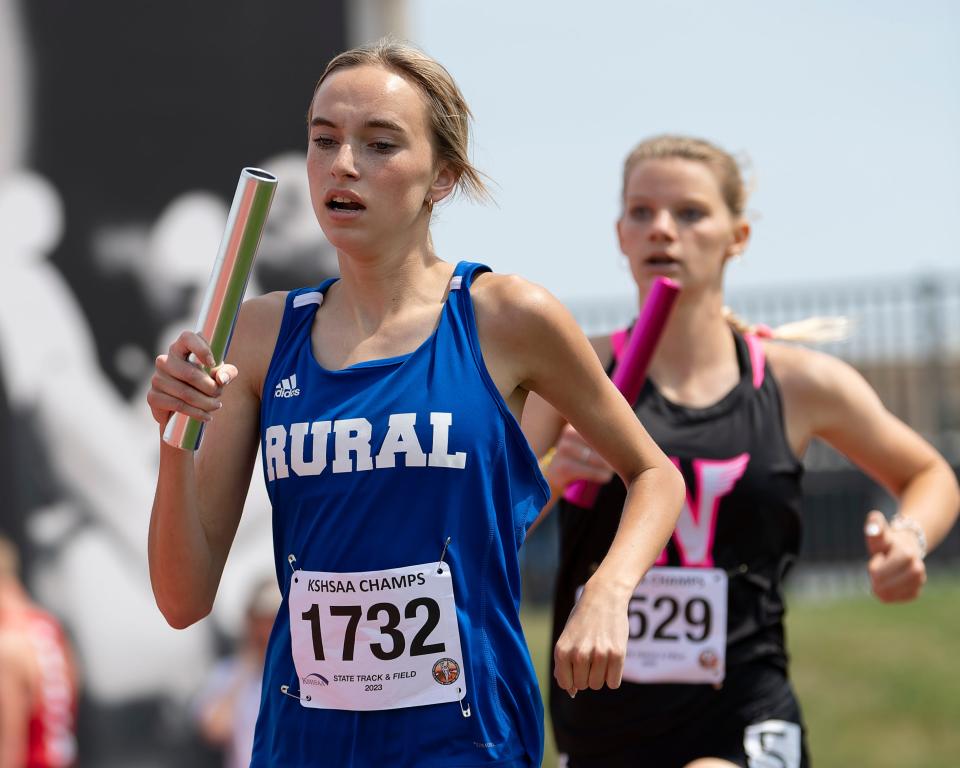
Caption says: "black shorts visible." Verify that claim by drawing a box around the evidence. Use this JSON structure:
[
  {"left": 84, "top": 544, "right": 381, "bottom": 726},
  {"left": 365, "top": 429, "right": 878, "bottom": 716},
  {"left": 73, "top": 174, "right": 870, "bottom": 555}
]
[{"left": 555, "top": 660, "right": 810, "bottom": 768}]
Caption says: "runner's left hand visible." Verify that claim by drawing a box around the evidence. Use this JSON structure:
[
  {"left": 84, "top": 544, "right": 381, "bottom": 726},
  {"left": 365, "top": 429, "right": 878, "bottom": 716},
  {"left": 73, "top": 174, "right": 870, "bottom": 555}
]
[{"left": 553, "top": 581, "right": 628, "bottom": 697}]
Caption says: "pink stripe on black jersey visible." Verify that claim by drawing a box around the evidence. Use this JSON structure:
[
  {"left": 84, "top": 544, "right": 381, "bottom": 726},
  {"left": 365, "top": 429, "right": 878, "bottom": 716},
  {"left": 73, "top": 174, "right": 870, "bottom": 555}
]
[
  {"left": 550, "top": 330, "right": 803, "bottom": 756},
  {"left": 745, "top": 332, "right": 766, "bottom": 389}
]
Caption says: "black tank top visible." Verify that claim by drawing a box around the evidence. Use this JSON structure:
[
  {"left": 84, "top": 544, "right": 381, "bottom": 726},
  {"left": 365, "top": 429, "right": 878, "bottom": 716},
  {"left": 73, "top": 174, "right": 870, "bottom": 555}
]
[{"left": 550, "top": 329, "right": 804, "bottom": 749}]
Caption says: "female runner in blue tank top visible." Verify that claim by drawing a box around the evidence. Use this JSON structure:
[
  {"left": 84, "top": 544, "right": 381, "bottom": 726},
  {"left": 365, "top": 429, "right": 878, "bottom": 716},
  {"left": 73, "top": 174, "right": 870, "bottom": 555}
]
[
  {"left": 146, "top": 42, "right": 685, "bottom": 767},
  {"left": 523, "top": 135, "right": 959, "bottom": 768}
]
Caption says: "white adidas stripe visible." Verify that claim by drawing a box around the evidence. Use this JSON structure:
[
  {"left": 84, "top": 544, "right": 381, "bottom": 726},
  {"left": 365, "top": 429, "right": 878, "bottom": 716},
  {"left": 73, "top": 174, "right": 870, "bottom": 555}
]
[{"left": 293, "top": 292, "right": 324, "bottom": 308}]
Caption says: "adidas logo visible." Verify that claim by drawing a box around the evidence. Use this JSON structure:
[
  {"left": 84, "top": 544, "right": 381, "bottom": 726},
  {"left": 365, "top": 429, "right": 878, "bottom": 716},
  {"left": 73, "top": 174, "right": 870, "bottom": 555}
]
[{"left": 274, "top": 374, "right": 301, "bottom": 398}]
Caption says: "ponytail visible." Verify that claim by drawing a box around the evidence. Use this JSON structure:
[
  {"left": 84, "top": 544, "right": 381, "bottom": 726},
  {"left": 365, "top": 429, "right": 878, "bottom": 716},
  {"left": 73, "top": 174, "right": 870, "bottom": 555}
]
[{"left": 723, "top": 307, "right": 851, "bottom": 344}]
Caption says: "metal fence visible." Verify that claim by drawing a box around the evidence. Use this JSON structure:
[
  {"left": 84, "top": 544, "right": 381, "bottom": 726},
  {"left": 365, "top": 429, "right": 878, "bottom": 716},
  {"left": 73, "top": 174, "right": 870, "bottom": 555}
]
[{"left": 522, "top": 272, "right": 960, "bottom": 603}]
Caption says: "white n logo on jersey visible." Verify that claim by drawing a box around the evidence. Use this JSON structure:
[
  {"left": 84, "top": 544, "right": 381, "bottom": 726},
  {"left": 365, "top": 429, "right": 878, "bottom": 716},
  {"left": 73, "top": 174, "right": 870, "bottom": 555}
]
[
  {"left": 656, "top": 453, "right": 750, "bottom": 567},
  {"left": 274, "top": 373, "right": 301, "bottom": 398}
]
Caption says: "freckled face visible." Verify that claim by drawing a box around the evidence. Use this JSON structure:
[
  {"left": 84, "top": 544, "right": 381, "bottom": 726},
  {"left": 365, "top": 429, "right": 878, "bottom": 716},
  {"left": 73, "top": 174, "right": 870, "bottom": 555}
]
[
  {"left": 306, "top": 65, "right": 439, "bottom": 253},
  {"left": 617, "top": 158, "right": 747, "bottom": 294}
]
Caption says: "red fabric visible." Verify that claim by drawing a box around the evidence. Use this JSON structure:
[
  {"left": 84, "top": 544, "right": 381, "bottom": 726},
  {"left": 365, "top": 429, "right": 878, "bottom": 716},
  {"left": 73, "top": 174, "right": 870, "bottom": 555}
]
[{"left": 8, "top": 608, "right": 78, "bottom": 768}]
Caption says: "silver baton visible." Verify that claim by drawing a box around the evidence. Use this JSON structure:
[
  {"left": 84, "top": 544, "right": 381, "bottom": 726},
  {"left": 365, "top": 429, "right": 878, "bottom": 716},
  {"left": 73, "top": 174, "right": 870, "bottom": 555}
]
[{"left": 163, "top": 167, "right": 278, "bottom": 450}]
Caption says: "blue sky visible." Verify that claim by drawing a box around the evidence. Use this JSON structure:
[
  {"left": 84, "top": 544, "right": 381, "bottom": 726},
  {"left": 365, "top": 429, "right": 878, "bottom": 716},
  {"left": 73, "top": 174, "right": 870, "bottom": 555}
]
[{"left": 408, "top": 0, "right": 960, "bottom": 302}]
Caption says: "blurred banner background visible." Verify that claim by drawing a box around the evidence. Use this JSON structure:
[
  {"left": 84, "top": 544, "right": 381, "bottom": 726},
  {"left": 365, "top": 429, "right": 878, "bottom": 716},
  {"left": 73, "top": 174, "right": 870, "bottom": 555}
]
[
  {"left": 0, "top": 2, "right": 357, "bottom": 765},
  {"left": 1, "top": 1, "right": 957, "bottom": 766}
]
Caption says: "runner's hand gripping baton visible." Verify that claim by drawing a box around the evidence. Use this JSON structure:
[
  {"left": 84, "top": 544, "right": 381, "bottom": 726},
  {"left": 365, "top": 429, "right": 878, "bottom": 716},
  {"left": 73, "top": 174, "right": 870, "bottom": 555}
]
[
  {"left": 162, "top": 167, "right": 278, "bottom": 450},
  {"left": 563, "top": 276, "right": 681, "bottom": 508}
]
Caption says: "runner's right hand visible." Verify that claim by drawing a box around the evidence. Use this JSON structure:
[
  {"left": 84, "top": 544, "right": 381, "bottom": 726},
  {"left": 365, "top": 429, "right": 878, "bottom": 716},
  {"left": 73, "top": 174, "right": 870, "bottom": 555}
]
[
  {"left": 544, "top": 424, "right": 616, "bottom": 490},
  {"left": 147, "top": 330, "right": 238, "bottom": 432}
]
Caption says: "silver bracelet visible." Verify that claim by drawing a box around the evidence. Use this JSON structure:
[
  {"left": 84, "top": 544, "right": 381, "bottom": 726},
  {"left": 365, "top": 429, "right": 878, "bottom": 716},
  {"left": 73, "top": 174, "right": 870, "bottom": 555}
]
[{"left": 891, "top": 514, "right": 927, "bottom": 560}]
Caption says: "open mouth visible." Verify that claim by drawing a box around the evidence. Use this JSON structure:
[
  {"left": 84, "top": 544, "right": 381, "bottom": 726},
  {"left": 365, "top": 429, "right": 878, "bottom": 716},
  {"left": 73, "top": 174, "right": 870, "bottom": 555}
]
[
  {"left": 326, "top": 196, "right": 365, "bottom": 212},
  {"left": 645, "top": 254, "right": 678, "bottom": 266}
]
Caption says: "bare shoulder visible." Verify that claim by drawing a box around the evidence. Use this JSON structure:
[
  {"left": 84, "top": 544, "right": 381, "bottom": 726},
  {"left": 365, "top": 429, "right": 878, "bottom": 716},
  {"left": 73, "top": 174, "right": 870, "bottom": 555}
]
[
  {"left": 469, "top": 272, "right": 566, "bottom": 351},
  {"left": 237, "top": 291, "right": 287, "bottom": 333},
  {"left": 469, "top": 272, "right": 610, "bottom": 362},
  {"left": 763, "top": 339, "right": 877, "bottom": 416},
  {"left": 228, "top": 291, "right": 289, "bottom": 393},
  {"left": 470, "top": 271, "right": 554, "bottom": 316}
]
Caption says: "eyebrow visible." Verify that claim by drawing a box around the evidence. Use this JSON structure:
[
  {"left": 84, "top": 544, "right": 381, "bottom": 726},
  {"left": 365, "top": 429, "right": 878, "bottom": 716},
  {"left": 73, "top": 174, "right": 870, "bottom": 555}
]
[
  {"left": 625, "top": 194, "right": 710, "bottom": 205},
  {"left": 309, "top": 116, "right": 406, "bottom": 133}
]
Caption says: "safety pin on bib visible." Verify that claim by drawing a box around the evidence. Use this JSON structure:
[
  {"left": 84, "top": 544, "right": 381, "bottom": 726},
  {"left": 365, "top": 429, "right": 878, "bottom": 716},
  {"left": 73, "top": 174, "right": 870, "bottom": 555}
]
[
  {"left": 437, "top": 536, "right": 452, "bottom": 575},
  {"left": 280, "top": 684, "right": 311, "bottom": 703},
  {"left": 435, "top": 538, "right": 469, "bottom": 718}
]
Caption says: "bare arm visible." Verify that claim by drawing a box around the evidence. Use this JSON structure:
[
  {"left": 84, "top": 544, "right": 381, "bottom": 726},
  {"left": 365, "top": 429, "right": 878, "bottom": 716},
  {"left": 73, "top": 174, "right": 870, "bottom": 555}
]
[
  {"left": 147, "top": 294, "right": 284, "bottom": 628},
  {"left": 520, "top": 335, "right": 616, "bottom": 531},
  {"left": 474, "top": 274, "right": 685, "bottom": 695},
  {"left": 771, "top": 343, "right": 960, "bottom": 602}
]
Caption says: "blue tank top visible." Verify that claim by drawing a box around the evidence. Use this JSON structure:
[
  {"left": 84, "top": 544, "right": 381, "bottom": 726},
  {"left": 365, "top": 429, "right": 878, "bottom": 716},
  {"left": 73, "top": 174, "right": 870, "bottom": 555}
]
[{"left": 250, "top": 261, "right": 548, "bottom": 767}]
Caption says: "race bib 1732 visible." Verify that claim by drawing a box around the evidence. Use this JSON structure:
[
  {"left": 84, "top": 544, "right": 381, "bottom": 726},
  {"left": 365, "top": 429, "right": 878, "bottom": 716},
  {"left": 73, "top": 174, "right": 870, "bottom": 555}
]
[{"left": 288, "top": 562, "right": 467, "bottom": 711}]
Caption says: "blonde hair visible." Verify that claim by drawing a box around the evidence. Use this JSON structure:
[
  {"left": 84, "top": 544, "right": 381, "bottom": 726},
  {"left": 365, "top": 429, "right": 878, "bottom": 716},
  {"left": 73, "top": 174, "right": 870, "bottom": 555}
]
[
  {"left": 622, "top": 134, "right": 747, "bottom": 217},
  {"left": 623, "top": 135, "right": 848, "bottom": 344},
  {"left": 310, "top": 39, "right": 490, "bottom": 203},
  {"left": 722, "top": 308, "right": 852, "bottom": 344}
]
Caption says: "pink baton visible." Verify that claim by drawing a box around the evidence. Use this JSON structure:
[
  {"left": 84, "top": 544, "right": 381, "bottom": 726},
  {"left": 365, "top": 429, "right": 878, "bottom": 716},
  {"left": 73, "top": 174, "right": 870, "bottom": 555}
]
[{"left": 563, "top": 276, "right": 680, "bottom": 509}]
